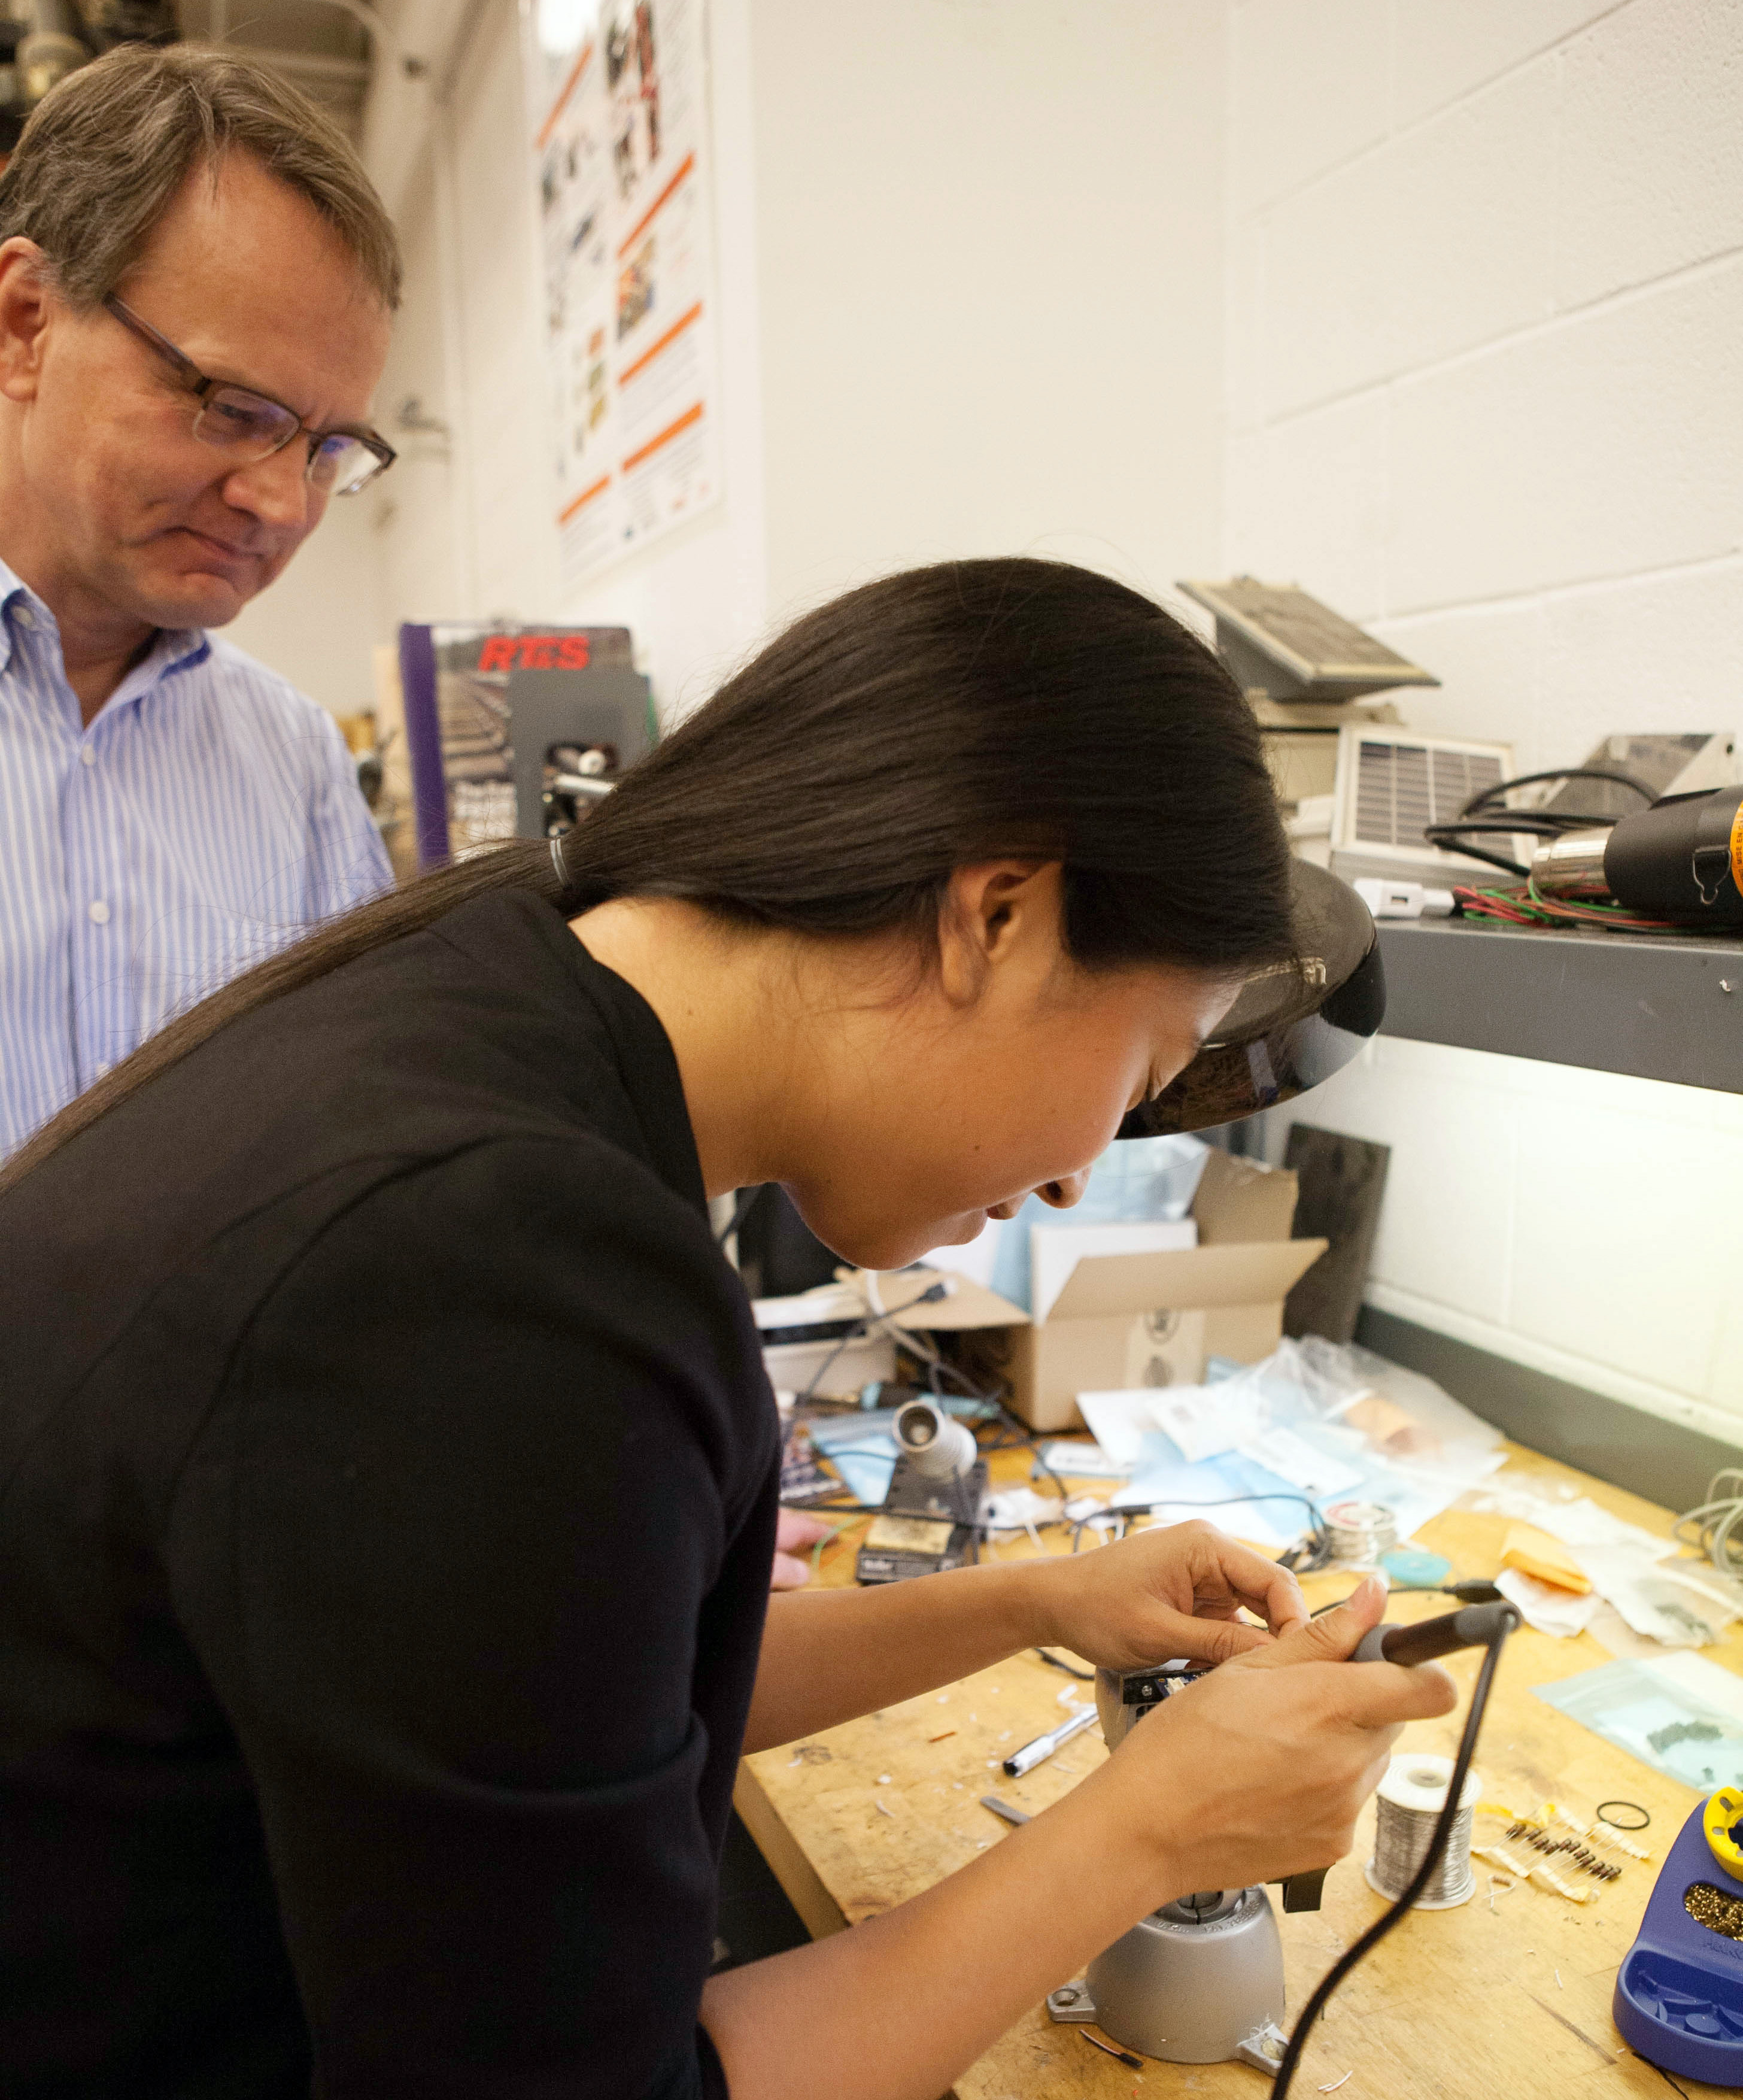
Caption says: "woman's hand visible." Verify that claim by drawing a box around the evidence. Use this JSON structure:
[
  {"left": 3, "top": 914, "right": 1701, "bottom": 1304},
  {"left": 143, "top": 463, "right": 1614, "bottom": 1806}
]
[
  {"left": 1024, "top": 1517, "right": 1308, "bottom": 1671},
  {"left": 1098, "top": 1574, "right": 1458, "bottom": 1893},
  {"left": 770, "top": 1509, "right": 831, "bottom": 1591}
]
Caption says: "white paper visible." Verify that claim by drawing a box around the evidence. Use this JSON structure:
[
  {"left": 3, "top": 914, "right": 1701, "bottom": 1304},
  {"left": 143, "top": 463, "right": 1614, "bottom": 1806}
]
[
  {"left": 1465, "top": 1485, "right": 1678, "bottom": 1562},
  {"left": 1122, "top": 1492, "right": 1297, "bottom": 1550},
  {"left": 1575, "top": 1546, "right": 1743, "bottom": 1648},
  {"left": 1078, "top": 1389, "right": 1171, "bottom": 1471},
  {"left": 983, "top": 1487, "right": 1059, "bottom": 1534},
  {"left": 1148, "top": 1383, "right": 1262, "bottom": 1463},
  {"left": 1496, "top": 1568, "right": 1602, "bottom": 1639},
  {"left": 1030, "top": 1218, "right": 1197, "bottom": 1324},
  {"left": 1230, "top": 1427, "right": 1365, "bottom": 1503},
  {"left": 1040, "top": 1440, "right": 1131, "bottom": 1480}
]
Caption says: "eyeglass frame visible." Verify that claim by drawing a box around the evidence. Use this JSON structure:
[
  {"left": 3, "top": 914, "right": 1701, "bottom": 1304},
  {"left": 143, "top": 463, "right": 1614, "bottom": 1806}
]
[{"left": 101, "top": 293, "right": 397, "bottom": 496}]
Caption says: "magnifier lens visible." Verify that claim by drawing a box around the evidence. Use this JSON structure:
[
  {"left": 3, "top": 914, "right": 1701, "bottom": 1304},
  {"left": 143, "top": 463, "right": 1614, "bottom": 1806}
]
[{"left": 1115, "top": 863, "right": 1384, "bottom": 1139}]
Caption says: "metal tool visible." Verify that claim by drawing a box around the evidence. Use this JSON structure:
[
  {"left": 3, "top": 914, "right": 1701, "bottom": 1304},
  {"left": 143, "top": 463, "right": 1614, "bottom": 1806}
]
[
  {"left": 1002, "top": 1703, "right": 1098, "bottom": 1779},
  {"left": 979, "top": 1795, "right": 1029, "bottom": 1828}
]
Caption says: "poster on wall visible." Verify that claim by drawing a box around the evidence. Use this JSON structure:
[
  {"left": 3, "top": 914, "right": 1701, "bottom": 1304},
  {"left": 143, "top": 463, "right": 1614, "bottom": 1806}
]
[{"left": 528, "top": 0, "right": 721, "bottom": 589}]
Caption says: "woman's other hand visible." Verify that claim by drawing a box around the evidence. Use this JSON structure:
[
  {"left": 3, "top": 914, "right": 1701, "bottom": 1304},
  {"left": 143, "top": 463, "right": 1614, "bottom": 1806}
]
[
  {"left": 1101, "top": 1574, "right": 1458, "bottom": 1895},
  {"left": 770, "top": 1509, "right": 831, "bottom": 1590},
  {"left": 1025, "top": 1516, "right": 1308, "bottom": 1670}
]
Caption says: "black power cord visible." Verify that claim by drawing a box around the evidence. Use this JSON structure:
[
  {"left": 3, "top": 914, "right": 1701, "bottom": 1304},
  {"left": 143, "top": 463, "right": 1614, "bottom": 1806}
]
[
  {"left": 1423, "top": 764, "right": 1654, "bottom": 878},
  {"left": 1309, "top": 1577, "right": 1502, "bottom": 1617},
  {"left": 1271, "top": 1614, "right": 1517, "bottom": 2099},
  {"left": 1068, "top": 1492, "right": 1331, "bottom": 1573}
]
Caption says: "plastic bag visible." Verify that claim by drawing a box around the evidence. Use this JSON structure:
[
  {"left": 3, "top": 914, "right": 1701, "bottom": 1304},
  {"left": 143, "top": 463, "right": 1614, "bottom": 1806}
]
[{"left": 986, "top": 1134, "right": 1210, "bottom": 1312}]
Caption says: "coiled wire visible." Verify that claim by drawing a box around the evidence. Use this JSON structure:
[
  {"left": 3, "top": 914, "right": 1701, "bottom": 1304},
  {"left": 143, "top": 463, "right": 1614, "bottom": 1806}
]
[
  {"left": 1675, "top": 1468, "right": 1743, "bottom": 1577},
  {"left": 1325, "top": 1498, "right": 1398, "bottom": 1565},
  {"left": 1365, "top": 1755, "right": 1479, "bottom": 1909}
]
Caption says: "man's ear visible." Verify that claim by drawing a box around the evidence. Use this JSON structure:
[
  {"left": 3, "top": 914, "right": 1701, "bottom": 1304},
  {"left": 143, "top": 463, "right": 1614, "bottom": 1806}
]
[
  {"left": 935, "top": 860, "right": 1062, "bottom": 1005},
  {"left": 0, "top": 241, "right": 55, "bottom": 405}
]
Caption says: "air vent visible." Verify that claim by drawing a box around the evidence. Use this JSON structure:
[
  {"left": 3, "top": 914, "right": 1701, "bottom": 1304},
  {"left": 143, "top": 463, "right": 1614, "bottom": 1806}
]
[
  {"left": 1329, "top": 726, "right": 1517, "bottom": 884},
  {"left": 1352, "top": 740, "right": 1506, "bottom": 851}
]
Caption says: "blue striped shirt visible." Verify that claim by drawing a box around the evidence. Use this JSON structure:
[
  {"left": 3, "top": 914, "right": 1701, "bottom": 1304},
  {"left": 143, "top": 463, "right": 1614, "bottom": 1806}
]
[{"left": 0, "top": 555, "right": 393, "bottom": 1157}]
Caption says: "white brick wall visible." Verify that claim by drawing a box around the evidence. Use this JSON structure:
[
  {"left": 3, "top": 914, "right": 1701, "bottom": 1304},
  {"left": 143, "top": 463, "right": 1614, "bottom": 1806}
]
[
  {"left": 263, "top": 0, "right": 1742, "bottom": 1446},
  {"left": 1233, "top": 0, "right": 1743, "bottom": 1442}
]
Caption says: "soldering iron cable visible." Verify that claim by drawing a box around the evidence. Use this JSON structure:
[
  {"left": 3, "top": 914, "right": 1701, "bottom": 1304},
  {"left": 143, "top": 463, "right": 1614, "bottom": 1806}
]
[{"left": 1269, "top": 1620, "right": 1515, "bottom": 2099}]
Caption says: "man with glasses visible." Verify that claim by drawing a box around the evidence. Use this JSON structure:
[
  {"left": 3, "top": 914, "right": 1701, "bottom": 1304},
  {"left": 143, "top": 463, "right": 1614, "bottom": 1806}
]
[{"left": 0, "top": 44, "right": 402, "bottom": 1155}]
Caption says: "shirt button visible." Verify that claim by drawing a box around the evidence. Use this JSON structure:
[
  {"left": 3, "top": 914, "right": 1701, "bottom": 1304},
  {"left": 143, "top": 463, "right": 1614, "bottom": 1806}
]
[
  {"left": 14, "top": 605, "right": 34, "bottom": 630},
  {"left": 88, "top": 899, "right": 110, "bottom": 925},
  {"left": 80, "top": 744, "right": 96, "bottom": 767}
]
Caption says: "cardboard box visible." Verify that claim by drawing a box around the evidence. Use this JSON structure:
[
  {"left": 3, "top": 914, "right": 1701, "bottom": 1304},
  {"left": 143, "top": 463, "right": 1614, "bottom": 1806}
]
[{"left": 867, "top": 1151, "right": 1328, "bottom": 1434}]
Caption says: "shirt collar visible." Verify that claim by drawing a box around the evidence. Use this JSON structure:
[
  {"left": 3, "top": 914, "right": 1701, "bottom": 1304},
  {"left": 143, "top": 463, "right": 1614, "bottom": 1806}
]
[
  {"left": 0, "top": 550, "right": 209, "bottom": 694},
  {"left": 0, "top": 553, "right": 32, "bottom": 676}
]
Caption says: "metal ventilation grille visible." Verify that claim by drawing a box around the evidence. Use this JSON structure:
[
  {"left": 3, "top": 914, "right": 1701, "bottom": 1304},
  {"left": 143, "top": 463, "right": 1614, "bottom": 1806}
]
[{"left": 1352, "top": 741, "right": 1505, "bottom": 849}]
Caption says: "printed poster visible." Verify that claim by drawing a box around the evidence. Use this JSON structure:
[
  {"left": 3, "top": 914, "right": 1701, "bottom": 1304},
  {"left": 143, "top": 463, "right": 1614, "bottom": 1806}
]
[{"left": 529, "top": 0, "right": 721, "bottom": 588}]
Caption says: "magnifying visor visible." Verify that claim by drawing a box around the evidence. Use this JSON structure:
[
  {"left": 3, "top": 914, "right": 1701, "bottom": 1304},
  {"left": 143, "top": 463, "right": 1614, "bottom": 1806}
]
[{"left": 1115, "top": 862, "right": 1384, "bottom": 1139}]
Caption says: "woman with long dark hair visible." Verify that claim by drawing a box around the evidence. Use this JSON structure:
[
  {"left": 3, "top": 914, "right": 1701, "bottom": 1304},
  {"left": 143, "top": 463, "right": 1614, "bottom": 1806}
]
[{"left": 0, "top": 559, "right": 1448, "bottom": 2100}]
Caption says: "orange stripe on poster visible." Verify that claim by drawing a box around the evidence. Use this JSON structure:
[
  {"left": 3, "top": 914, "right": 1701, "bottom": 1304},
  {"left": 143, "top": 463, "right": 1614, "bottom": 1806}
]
[
  {"left": 558, "top": 473, "right": 611, "bottom": 525},
  {"left": 537, "top": 41, "right": 595, "bottom": 150},
  {"left": 617, "top": 150, "right": 695, "bottom": 257},
  {"left": 621, "top": 402, "right": 702, "bottom": 474},
  {"left": 618, "top": 302, "right": 702, "bottom": 387}
]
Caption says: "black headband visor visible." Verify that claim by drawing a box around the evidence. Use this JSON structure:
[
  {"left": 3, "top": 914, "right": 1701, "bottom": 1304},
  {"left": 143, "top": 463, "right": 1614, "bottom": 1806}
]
[{"left": 1115, "top": 863, "right": 1385, "bottom": 1139}]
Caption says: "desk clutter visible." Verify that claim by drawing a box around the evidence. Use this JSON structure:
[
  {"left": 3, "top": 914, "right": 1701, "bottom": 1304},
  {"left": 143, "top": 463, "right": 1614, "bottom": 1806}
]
[{"left": 756, "top": 1283, "right": 1743, "bottom": 2094}]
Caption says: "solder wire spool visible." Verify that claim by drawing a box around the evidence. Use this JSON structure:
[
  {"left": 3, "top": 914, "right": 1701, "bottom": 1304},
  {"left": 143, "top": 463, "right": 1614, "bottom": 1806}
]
[
  {"left": 1366, "top": 1754, "right": 1480, "bottom": 1909},
  {"left": 1325, "top": 1499, "right": 1398, "bottom": 1565}
]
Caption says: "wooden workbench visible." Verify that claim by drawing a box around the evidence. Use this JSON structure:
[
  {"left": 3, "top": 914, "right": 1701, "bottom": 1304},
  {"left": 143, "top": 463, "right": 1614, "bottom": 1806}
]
[{"left": 737, "top": 1439, "right": 1743, "bottom": 2098}]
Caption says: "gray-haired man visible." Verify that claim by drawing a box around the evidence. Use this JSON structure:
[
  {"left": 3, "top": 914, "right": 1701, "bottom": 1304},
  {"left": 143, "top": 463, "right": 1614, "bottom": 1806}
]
[{"left": 0, "top": 45, "right": 400, "bottom": 1155}]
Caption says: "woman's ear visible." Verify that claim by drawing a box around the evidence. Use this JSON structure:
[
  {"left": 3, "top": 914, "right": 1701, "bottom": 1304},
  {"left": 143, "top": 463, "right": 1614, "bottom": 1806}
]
[{"left": 935, "top": 860, "right": 1062, "bottom": 1005}]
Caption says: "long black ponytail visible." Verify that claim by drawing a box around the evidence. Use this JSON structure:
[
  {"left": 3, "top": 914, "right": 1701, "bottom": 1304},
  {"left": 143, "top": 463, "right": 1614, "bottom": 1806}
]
[{"left": 0, "top": 558, "right": 1292, "bottom": 1192}]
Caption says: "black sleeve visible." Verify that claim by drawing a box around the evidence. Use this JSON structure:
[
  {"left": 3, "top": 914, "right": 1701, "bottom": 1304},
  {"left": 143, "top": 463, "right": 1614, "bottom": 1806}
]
[{"left": 166, "top": 1138, "right": 772, "bottom": 2100}]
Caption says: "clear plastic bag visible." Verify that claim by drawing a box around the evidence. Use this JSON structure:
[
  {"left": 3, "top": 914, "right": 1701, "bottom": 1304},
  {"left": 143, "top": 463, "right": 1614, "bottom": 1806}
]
[{"left": 987, "top": 1134, "right": 1210, "bottom": 1312}]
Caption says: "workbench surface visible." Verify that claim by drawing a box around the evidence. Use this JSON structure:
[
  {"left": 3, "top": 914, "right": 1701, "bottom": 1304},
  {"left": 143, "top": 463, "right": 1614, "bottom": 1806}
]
[{"left": 737, "top": 1439, "right": 1742, "bottom": 2099}]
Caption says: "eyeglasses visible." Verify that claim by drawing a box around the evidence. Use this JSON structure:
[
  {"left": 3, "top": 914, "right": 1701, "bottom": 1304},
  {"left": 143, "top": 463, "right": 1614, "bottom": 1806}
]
[{"left": 102, "top": 295, "right": 397, "bottom": 497}]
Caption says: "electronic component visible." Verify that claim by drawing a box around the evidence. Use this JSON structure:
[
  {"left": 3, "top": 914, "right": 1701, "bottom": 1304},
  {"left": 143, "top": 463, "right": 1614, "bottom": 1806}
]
[{"left": 854, "top": 1399, "right": 989, "bottom": 1586}]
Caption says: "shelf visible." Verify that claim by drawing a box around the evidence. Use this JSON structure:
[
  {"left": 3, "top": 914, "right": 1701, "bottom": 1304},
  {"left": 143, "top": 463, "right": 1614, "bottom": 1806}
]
[{"left": 1374, "top": 917, "right": 1743, "bottom": 1094}]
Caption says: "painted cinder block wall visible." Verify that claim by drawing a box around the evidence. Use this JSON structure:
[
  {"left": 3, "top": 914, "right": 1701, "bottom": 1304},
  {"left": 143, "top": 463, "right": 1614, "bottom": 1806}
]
[
  {"left": 306, "top": 0, "right": 1740, "bottom": 1445},
  {"left": 1229, "top": 0, "right": 1743, "bottom": 1443}
]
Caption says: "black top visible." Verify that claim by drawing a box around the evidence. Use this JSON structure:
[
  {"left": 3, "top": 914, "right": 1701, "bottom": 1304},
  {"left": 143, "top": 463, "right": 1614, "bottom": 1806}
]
[{"left": 0, "top": 893, "right": 779, "bottom": 2099}]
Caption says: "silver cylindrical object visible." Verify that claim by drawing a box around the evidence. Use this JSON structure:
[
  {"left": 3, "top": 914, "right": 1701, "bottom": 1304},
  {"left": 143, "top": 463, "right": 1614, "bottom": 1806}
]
[
  {"left": 1532, "top": 830, "right": 1611, "bottom": 898},
  {"left": 892, "top": 1398, "right": 976, "bottom": 1480},
  {"left": 1001, "top": 1702, "right": 1098, "bottom": 1779},
  {"left": 1365, "top": 1752, "right": 1479, "bottom": 1908},
  {"left": 1087, "top": 1886, "right": 1285, "bottom": 2063},
  {"left": 1325, "top": 1498, "right": 1398, "bottom": 1565}
]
